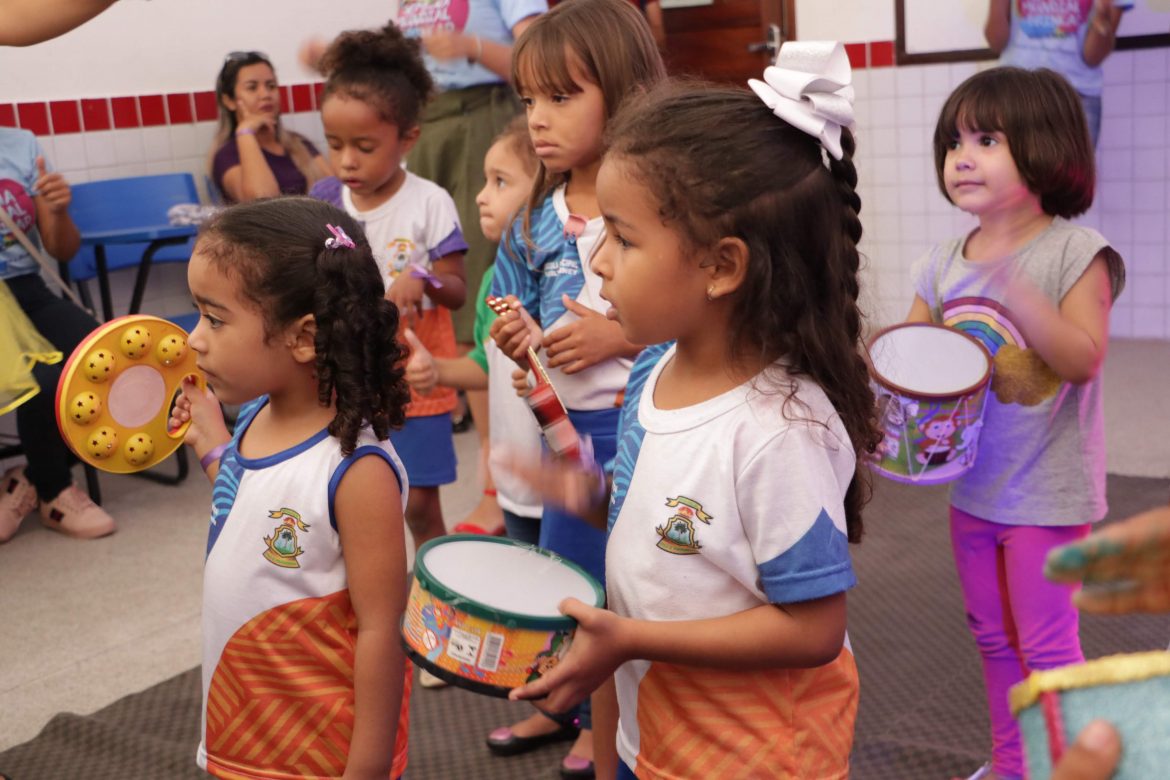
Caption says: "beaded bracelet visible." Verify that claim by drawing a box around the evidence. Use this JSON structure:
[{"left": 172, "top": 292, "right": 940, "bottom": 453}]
[{"left": 200, "top": 442, "right": 229, "bottom": 471}]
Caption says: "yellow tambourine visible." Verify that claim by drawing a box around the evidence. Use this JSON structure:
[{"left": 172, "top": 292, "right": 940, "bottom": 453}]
[{"left": 55, "top": 315, "right": 203, "bottom": 473}]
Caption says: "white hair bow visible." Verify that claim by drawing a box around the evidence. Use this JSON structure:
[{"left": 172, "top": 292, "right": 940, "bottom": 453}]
[{"left": 748, "top": 41, "right": 855, "bottom": 161}]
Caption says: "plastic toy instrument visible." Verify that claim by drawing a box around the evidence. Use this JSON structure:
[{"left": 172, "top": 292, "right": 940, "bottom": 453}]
[{"left": 55, "top": 315, "right": 203, "bottom": 473}]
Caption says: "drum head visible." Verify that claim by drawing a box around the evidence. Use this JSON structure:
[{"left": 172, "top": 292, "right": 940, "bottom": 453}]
[
  {"left": 417, "top": 536, "right": 604, "bottom": 627},
  {"left": 870, "top": 323, "right": 991, "bottom": 398}
]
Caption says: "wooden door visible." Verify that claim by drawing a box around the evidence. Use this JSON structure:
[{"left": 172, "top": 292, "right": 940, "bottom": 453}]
[{"left": 661, "top": 0, "right": 795, "bottom": 83}]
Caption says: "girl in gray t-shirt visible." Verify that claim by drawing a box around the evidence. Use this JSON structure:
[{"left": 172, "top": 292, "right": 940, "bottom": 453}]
[{"left": 905, "top": 67, "right": 1125, "bottom": 780}]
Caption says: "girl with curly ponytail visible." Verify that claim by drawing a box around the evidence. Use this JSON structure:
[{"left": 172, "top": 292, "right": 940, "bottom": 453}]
[
  {"left": 507, "top": 45, "right": 879, "bottom": 779},
  {"left": 170, "top": 197, "right": 414, "bottom": 780}
]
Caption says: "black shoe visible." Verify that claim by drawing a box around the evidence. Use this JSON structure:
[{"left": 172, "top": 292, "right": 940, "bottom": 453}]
[
  {"left": 451, "top": 413, "right": 472, "bottom": 433},
  {"left": 485, "top": 723, "right": 579, "bottom": 757}
]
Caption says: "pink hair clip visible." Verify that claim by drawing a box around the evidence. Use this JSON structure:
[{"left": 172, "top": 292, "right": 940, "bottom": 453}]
[{"left": 325, "top": 224, "right": 356, "bottom": 250}]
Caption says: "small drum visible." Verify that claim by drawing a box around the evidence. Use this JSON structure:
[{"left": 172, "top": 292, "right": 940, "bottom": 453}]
[
  {"left": 868, "top": 323, "right": 992, "bottom": 484},
  {"left": 401, "top": 535, "right": 604, "bottom": 696},
  {"left": 1012, "top": 651, "right": 1170, "bottom": 779},
  {"left": 55, "top": 315, "right": 202, "bottom": 473}
]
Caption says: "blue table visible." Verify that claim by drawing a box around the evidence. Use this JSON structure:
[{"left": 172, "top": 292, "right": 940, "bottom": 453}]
[{"left": 76, "top": 225, "right": 197, "bottom": 323}]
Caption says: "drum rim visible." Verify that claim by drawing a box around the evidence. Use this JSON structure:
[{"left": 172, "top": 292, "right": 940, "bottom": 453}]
[
  {"left": 401, "top": 639, "right": 513, "bottom": 698},
  {"left": 1009, "top": 650, "right": 1170, "bottom": 714},
  {"left": 413, "top": 534, "right": 605, "bottom": 630},
  {"left": 867, "top": 322, "right": 993, "bottom": 400}
]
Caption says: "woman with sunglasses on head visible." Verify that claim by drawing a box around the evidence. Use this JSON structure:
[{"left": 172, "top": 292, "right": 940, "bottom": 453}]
[{"left": 209, "top": 51, "right": 332, "bottom": 204}]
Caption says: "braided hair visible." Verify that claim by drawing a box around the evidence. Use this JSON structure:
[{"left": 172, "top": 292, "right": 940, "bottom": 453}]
[
  {"left": 196, "top": 197, "right": 410, "bottom": 455},
  {"left": 604, "top": 82, "right": 881, "bottom": 542}
]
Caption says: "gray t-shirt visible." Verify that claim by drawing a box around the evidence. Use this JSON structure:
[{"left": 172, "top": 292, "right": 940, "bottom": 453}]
[{"left": 911, "top": 217, "right": 1125, "bottom": 525}]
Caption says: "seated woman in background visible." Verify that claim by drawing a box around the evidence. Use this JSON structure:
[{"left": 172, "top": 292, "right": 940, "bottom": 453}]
[{"left": 209, "top": 51, "right": 331, "bottom": 203}]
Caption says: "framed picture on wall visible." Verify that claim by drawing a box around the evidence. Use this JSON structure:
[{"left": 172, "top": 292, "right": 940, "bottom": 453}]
[{"left": 896, "top": 0, "right": 1170, "bottom": 65}]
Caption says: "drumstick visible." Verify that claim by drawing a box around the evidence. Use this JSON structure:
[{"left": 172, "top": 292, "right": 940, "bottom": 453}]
[{"left": 0, "top": 207, "right": 89, "bottom": 310}]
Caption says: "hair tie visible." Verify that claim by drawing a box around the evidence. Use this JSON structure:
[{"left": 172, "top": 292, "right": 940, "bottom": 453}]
[
  {"left": 325, "top": 224, "right": 356, "bottom": 250},
  {"left": 747, "top": 41, "right": 854, "bottom": 161}
]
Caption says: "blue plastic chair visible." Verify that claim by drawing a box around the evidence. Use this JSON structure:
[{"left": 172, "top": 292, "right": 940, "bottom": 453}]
[{"left": 64, "top": 173, "right": 200, "bottom": 321}]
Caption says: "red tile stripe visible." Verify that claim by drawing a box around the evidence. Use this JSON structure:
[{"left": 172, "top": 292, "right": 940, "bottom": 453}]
[
  {"left": 0, "top": 81, "right": 329, "bottom": 137},
  {"left": 0, "top": 41, "right": 908, "bottom": 138}
]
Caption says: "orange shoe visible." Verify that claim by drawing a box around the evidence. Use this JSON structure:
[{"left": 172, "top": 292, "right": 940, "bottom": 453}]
[
  {"left": 0, "top": 467, "right": 38, "bottom": 543},
  {"left": 38, "top": 484, "right": 115, "bottom": 539}
]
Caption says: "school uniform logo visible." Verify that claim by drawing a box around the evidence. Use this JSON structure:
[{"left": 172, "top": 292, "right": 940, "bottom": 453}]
[
  {"left": 655, "top": 496, "right": 712, "bottom": 555},
  {"left": 263, "top": 508, "right": 310, "bottom": 568}
]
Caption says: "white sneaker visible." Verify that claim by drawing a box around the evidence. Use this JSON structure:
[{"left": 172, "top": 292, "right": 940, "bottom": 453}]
[
  {"left": 38, "top": 484, "right": 115, "bottom": 539},
  {"left": 0, "top": 467, "right": 38, "bottom": 543}
]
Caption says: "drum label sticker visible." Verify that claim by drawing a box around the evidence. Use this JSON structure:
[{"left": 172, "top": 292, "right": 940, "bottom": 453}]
[
  {"left": 478, "top": 632, "right": 506, "bottom": 672},
  {"left": 656, "top": 496, "right": 712, "bottom": 555},
  {"left": 445, "top": 626, "right": 482, "bottom": 667},
  {"left": 262, "top": 508, "right": 310, "bottom": 568}
]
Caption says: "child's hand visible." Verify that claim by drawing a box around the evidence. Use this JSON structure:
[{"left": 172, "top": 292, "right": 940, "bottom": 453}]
[
  {"left": 543, "top": 295, "right": 638, "bottom": 374},
  {"left": 509, "top": 598, "right": 627, "bottom": 713},
  {"left": 298, "top": 37, "right": 328, "bottom": 73},
  {"left": 33, "top": 156, "right": 71, "bottom": 214},
  {"left": 403, "top": 328, "right": 437, "bottom": 396},
  {"left": 1050, "top": 720, "right": 1121, "bottom": 780},
  {"left": 386, "top": 273, "right": 426, "bottom": 327},
  {"left": 420, "top": 29, "right": 472, "bottom": 61},
  {"left": 511, "top": 368, "right": 531, "bottom": 398},
  {"left": 1046, "top": 505, "right": 1170, "bottom": 614},
  {"left": 488, "top": 296, "right": 542, "bottom": 367},
  {"left": 497, "top": 446, "right": 606, "bottom": 518},
  {"left": 168, "top": 377, "right": 230, "bottom": 454}
]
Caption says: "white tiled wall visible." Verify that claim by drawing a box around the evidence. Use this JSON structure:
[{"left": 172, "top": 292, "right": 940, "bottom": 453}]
[
  {"left": 36, "top": 49, "right": 1170, "bottom": 340},
  {"left": 854, "top": 49, "right": 1169, "bottom": 339}
]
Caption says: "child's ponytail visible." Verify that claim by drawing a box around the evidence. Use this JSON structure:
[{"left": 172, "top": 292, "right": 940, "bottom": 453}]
[{"left": 313, "top": 235, "right": 410, "bottom": 455}]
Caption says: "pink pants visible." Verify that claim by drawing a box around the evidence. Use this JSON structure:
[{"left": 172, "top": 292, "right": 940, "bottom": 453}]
[{"left": 949, "top": 506, "right": 1090, "bottom": 779}]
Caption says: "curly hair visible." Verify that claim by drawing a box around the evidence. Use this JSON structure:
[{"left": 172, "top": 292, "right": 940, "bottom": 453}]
[
  {"left": 318, "top": 21, "right": 434, "bottom": 131},
  {"left": 605, "top": 82, "right": 881, "bottom": 542},
  {"left": 195, "top": 197, "right": 410, "bottom": 455}
]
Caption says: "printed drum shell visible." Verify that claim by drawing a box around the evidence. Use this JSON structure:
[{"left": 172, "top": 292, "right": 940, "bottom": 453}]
[
  {"left": 1011, "top": 651, "right": 1170, "bottom": 779},
  {"left": 868, "top": 322, "right": 992, "bottom": 485},
  {"left": 401, "top": 535, "right": 605, "bottom": 697}
]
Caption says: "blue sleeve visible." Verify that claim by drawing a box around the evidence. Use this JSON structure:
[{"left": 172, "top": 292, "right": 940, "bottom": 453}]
[{"left": 489, "top": 208, "right": 541, "bottom": 319}]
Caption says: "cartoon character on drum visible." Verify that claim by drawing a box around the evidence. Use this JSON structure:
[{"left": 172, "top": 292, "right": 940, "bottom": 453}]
[
  {"left": 526, "top": 633, "right": 571, "bottom": 684},
  {"left": 916, "top": 413, "right": 958, "bottom": 466}
]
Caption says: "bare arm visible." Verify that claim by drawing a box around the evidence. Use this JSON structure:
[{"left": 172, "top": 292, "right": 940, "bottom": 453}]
[
  {"left": 221, "top": 136, "right": 280, "bottom": 203},
  {"left": 337, "top": 455, "right": 408, "bottom": 780},
  {"left": 511, "top": 594, "right": 848, "bottom": 713},
  {"left": 0, "top": 0, "right": 119, "bottom": 46},
  {"left": 420, "top": 16, "right": 539, "bottom": 82},
  {"left": 905, "top": 294, "right": 934, "bottom": 323},
  {"left": 1083, "top": 0, "right": 1125, "bottom": 68},
  {"left": 32, "top": 157, "right": 80, "bottom": 260},
  {"left": 984, "top": 0, "right": 1012, "bottom": 53},
  {"left": 436, "top": 356, "right": 489, "bottom": 391},
  {"left": 1002, "top": 254, "right": 1113, "bottom": 384},
  {"left": 426, "top": 252, "right": 467, "bottom": 311}
]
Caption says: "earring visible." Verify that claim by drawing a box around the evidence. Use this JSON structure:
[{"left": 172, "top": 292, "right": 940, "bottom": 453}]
[{"left": 706, "top": 286, "right": 716, "bottom": 302}]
